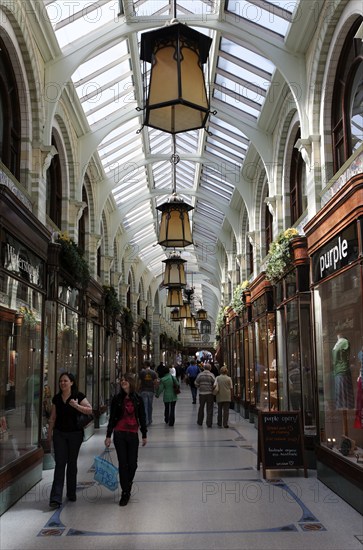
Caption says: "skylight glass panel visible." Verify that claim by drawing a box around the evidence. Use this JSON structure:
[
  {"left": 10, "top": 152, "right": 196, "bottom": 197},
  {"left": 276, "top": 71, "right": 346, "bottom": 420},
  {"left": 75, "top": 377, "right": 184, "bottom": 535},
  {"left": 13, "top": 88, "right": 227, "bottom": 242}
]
[
  {"left": 215, "top": 73, "right": 265, "bottom": 108},
  {"left": 226, "top": 0, "right": 290, "bottom": 37},
  {"left": 213, "top": 88, "right": 260, "bottom": 118},
  {"left": 73, "top": 43, "right": 129, "bottom": 83},
  {"left": 217, "top": 59, "right": 269, "bottom": 93},
  {"left": 208, "top": 129, "right": 247, "bottom": 151},
  {"left": 45, "top": 1, "right": 119, "bottom": 48}
]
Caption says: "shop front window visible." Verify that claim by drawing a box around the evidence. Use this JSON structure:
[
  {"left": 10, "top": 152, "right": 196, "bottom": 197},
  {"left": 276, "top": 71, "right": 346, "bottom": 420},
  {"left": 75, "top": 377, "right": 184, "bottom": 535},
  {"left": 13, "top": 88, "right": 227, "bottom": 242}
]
[
  {"left": 57, "top": 303, "right": 79, "bottom": 379},
  {"left": 0, "top": 275, "right": 43, "bottom": 469},
  {"left": 314, "top": 264, "right": 362, "bottom": 462}
]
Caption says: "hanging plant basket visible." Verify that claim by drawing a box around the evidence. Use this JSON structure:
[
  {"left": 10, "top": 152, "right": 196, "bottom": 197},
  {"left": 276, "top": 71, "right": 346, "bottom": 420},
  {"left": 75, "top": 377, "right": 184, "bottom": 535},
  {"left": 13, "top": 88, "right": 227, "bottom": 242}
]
[
  {"left": 138, "top": 319, "right": 151, "bottom": 338},
  {"left": 57, "top": 232, "right": 90, "bottom": 289},
  {"left": 103, "top": 285, "right": 122, "bottom": 317},
  {"left": 265, "top": 228, "right": 300, "bottom": 282}
]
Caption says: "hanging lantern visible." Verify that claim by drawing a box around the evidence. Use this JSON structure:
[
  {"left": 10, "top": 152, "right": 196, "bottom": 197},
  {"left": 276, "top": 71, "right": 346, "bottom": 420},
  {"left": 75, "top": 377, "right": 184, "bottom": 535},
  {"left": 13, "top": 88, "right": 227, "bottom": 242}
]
[
  {"left": 170, "top": 308, "right": 180, "bottom": 321},
  {"left": 140, "top": 22, "right": 212, "bottom": 134},
  {"left": 157, "top": 193, "right": 193, "bottom": 248},
  {"left": 184, "top": 316, "right": 196, "bottom": 330},
  {"left": 162, "top": 252, "right": 187, "bottom": 287},
  {"left": 166, "top": 288, "right": 184, "bottom": 307},
  {"left": 196, "top": 308, "right": 207, "bottom": 321},
  {"left": 178, "top": 302, "right": 191, "bottom": 319}
]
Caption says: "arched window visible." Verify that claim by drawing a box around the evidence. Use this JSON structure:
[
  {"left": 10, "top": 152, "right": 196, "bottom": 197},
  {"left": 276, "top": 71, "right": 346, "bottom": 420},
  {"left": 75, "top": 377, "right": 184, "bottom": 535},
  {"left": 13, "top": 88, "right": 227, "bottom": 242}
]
[
  {"left": 264, "top": 204, "right": 273, "bottom": 256},
  {"left": 290, "top": 128, "right": 305, "bottom": 224},
  {"left": 0, "top": 39, "right": 20, "bottom": 179},
  {"left": 46, "top": 135, "right": 62, "bottom": 228},
  {"left": 332, "top": 18, "right": 363, "bottom": 173}
]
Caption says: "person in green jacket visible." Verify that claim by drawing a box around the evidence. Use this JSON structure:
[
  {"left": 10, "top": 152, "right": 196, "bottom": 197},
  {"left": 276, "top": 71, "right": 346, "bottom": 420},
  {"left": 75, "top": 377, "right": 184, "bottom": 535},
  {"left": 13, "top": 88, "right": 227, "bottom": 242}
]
[{"left": 156, "top": 368, "right": 179, "bottom": 426}]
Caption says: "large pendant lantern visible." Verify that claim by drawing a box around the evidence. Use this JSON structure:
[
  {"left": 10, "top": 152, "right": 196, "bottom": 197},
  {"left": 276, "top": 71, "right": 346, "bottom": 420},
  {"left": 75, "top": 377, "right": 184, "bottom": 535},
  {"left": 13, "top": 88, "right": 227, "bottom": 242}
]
[
  {"left": 166, "top": 288, "right": 184, "bottom": 308},
  {"left": 178, "top": 302, "right": 192, "bottom": 319},
  {"left": 157, "top": 193, "right": 193, "bottom": 248},
  {"left": 184, "top": 316, "right": 197, "bottom": 330},
  {"left": 196, "top": 308, "right": 207, "bottom": 321},
  {"left": 140, "top": 22, "right": 212, "bottom": 134},
  {"left": 170, "top": 308, "right": 180, "bottom": 321},
  {"left": 162, "top": 252, "right": 187, "bottom": 287}
]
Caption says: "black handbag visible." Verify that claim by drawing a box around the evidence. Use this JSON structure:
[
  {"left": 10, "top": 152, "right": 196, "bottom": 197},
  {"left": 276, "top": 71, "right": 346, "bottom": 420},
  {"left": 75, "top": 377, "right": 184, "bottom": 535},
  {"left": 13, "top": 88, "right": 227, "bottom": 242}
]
[{"left": 77, "top": 413, "right": 94, "bottom": 430}]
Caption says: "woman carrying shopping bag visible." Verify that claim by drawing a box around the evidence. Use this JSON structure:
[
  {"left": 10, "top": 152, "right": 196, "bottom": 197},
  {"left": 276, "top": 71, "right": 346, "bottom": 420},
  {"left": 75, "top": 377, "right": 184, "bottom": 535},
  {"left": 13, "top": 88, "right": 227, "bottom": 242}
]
[{"left": 104, "top": 373, "right": 147, "bottom": 506}]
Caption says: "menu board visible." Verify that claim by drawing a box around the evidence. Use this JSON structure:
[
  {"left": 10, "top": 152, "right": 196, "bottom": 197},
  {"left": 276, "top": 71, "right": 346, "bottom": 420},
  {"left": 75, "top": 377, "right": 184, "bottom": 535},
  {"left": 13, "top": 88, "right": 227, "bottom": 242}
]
[{"left": 257, "top": 411, "right": 307, "bottom": 478}]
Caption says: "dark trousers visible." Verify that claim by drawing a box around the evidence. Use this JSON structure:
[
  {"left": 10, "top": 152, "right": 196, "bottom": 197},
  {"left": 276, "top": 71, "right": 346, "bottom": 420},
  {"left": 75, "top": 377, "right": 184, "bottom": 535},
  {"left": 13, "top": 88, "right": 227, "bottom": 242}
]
[
  {"left": 198, "top": 394, "right": 214, "bottom": 427},
  {"left": 113, "top": 430, "right": 139, "bottom": 494},
  {"left": 50, "top": 429, "right": 83, "bottom": 503},
  {"left": 164, "top": 401, "right": 176, "bottom": 426},
  {"left": 189, "top": 379, "right": 197, "bottom": 402},
  {"left": 217, "top": 402, "right": 230, "bottom": 427}
]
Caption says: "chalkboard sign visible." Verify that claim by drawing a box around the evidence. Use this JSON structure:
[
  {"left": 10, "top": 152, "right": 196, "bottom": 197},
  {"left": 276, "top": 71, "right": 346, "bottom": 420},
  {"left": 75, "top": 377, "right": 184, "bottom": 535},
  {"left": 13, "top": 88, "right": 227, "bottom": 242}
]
[{"left": 257, "top": 411, "right": 307, "bottom": 478}]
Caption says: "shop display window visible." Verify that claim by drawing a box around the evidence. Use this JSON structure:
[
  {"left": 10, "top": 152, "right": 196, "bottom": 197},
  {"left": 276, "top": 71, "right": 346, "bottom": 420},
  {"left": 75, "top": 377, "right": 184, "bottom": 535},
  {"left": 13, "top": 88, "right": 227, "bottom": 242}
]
[
  {"left": 0, "top": 275, "right": 43, "bottom": 469},
  {"left": 57, "top": 304, "right": 79, "bottom": 380},
  {"left": 314, "top": 264, "right": 362, "bottom": 465},
  {"left": 254, "top": 312, "right": 277, "bottom": 410}
]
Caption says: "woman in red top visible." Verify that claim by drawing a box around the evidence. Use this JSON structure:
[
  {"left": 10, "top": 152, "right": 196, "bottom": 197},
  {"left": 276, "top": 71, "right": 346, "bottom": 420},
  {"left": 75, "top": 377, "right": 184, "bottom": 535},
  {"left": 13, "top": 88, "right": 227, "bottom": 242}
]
[{"left": 105, "top": 373, "right": 147, "bottom": 506}]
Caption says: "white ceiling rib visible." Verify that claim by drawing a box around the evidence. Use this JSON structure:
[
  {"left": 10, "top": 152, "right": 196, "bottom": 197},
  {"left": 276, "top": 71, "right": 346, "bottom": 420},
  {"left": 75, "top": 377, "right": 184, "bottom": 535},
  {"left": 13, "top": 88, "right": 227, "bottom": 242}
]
[{"left": 43, "top": 0, "right": 297, "bottom": 323}]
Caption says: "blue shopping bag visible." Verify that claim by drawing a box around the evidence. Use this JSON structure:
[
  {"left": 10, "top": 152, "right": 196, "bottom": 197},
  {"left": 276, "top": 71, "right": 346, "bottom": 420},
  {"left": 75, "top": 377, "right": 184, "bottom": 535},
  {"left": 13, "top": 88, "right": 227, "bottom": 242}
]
[{"left": 94, "top": 449, "right": 119, "bottom": 491}]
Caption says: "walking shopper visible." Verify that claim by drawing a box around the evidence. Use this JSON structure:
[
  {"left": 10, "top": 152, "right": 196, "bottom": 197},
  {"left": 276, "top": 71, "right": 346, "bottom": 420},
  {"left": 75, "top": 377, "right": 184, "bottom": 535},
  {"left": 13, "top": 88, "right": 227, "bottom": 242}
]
[
  {"left": 195, "top": 363, "right": 215, "bottom": 427},
  {"left": 185, "top": 359, "right": 200, "bottom": 404},
  {"left": 48, "top": 372, "right": 93, "bottom": 508},
  {"left": 105, "top": 373, "right": 147, "bottom": 506},
  {"left": 156, "top": 369, "right": 180, "bottom": 426},
  {"left": 214, "top": 366, "right": 233, "bottom": 428},
  {"left": 138, "top": 360, "right": 157, "bottom": 426}
]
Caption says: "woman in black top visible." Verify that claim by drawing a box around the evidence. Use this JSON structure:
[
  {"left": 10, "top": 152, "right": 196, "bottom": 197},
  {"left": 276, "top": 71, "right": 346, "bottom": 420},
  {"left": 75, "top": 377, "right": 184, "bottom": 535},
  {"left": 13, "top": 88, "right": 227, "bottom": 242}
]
[
  {"left": 105, "top": 373, "right": 147, "bottom": 506},
  {"left": 48, "top": 372, "right": 92, "bottom": 508}
]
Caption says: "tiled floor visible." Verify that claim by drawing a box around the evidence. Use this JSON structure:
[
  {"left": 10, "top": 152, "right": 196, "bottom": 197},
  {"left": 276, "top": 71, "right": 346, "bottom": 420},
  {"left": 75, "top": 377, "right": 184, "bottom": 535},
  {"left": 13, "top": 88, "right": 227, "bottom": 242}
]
[{"left": 1, "top": 384, "right": 362, "bottom": 550}]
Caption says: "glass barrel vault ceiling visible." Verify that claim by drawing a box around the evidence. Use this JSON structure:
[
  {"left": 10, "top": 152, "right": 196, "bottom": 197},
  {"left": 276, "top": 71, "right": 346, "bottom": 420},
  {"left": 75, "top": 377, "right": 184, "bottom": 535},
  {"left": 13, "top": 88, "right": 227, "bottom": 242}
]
[{"left": 43, "top": 0, "right": 298, "bottom": 322}]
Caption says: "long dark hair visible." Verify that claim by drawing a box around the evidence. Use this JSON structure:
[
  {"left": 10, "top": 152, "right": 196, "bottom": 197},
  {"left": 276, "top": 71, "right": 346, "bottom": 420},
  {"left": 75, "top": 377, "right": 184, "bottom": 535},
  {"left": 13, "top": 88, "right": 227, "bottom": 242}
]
[
  {"left": 121, "top": 373, "right": 136, "bottom": 394},
  {"left": 58, "top": 371, "right": 78, "bottom": 398}
]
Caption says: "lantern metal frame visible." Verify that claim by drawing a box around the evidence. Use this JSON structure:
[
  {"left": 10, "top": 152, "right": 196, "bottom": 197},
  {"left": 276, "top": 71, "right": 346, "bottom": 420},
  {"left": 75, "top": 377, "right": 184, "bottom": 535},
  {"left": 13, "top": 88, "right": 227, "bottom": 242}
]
[
  {"left": 157, "top": 137, "right": 194, "bottom": 248},
  {"left": 166, "top": 288, "right": 184, "bottom": 307},
  {"left": 162, "top": 251, "right": 187, "bottom": 287},
  {"left": 139, "top": 4, "right": 213, "bottom": 135}
]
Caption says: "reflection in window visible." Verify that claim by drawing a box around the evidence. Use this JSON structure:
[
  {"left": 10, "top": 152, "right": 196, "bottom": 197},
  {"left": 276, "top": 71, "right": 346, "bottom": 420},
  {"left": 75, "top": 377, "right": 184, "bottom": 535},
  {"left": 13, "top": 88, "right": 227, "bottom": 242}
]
[{"left": 314, "top": 264, "right": 362, "bottom": 461}]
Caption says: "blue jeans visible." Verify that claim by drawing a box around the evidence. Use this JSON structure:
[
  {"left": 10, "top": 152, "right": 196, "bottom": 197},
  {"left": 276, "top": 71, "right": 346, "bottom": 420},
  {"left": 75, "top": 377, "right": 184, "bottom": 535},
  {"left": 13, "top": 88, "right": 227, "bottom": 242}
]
[
  {"left": 50, "top": 429, "right": 83, "bottom": 504},
  {"left": 140, "top": 391, "right": 154, "bottom": 425}
]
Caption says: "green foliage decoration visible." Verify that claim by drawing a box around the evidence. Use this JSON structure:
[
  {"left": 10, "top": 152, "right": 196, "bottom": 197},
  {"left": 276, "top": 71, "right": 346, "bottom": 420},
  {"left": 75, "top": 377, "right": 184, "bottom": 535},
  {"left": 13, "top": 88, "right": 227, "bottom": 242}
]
[
  {"left": 265, "top": 228, "right": 299, "bottom": 282},
  {"left": 57, "top": 232, "right": 90, "bottom": 289},
  {"left": 103, "top": 285, "right": 122, "bottom": 317}
]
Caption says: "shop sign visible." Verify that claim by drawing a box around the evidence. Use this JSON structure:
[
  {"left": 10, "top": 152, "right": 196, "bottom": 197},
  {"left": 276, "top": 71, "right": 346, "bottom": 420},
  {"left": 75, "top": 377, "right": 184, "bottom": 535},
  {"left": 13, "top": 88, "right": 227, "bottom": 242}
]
[
  {"left": 312, "top": 223, "right": 358, "bottom": 283},
  {"left": 2, "top": 233, "right": 44, "bottom": 288}
]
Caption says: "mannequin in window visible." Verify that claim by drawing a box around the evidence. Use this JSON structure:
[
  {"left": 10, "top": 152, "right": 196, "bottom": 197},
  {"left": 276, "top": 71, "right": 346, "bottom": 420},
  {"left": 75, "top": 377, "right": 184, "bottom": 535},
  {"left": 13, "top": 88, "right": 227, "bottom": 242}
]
[
  {"left": 332, "top": 333, "right": 354, "bottom": 435},
  {"left": 354, "top": 345, "right": 363, "bottom": 429}
]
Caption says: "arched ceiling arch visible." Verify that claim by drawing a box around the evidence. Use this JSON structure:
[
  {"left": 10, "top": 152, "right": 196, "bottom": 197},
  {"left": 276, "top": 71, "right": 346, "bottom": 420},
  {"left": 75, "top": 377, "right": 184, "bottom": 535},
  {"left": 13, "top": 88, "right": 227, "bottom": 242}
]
[{"left": 41, "top": 0, "right": 323, "bottom": 322}]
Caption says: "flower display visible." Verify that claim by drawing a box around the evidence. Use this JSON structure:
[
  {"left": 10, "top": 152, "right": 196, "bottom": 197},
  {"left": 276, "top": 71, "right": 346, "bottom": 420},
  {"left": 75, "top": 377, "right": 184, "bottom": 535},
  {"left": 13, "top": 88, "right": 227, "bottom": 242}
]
[{"left": 265, "top": 228, "right": 299, "bottom": 282}]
